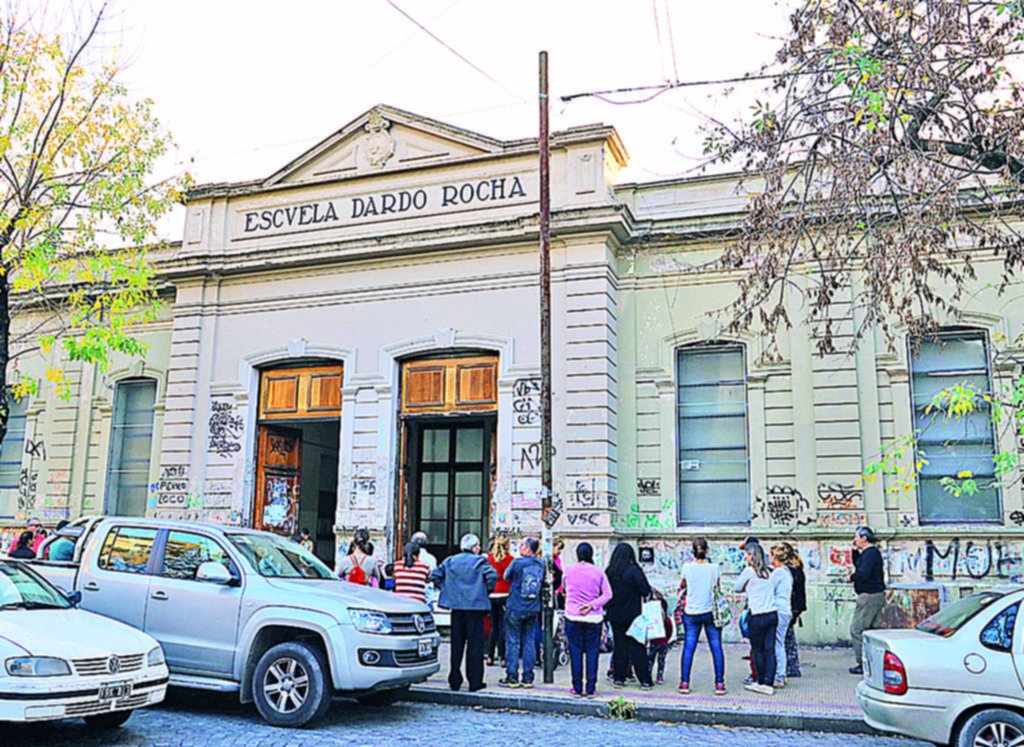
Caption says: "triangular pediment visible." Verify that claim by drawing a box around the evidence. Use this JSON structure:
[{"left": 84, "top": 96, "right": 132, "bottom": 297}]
[{"left": 267, "top": 105, "right": 504, "bottom": 185}]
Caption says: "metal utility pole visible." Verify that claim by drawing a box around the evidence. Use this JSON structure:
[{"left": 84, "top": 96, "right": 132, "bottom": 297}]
[{"left": 538, "top": 50, "right": 555, "bottom": 685}]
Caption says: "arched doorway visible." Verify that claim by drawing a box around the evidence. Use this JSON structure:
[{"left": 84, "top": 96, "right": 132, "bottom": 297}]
[
  {"left": 398, "top": 352, "right": 498, "bottom": 561},
  {"left": 253, "top": 360, "right": 342, "bottom": 561}
]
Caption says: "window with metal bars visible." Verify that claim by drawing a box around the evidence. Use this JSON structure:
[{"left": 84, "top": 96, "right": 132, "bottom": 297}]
[{"left": 676, "top": 344, "right": 750, "bottom": 524}]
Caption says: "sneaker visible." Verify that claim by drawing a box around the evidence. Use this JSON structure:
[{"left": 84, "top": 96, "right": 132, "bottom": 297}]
[
  {"left": 657, "top": 676, "right": 664, "bottom": 685},
  {"left": 760, "top": 684, "right": 775, "bottom": 696},
  {"left": 787, "top": 671, "right": 802, "bottom": 678},
  {"left": 640, "top": 683, "right": 654, "bottom": 691},
  {"left": 613, "top": 680, "right": 625, "bottom": 689},
  {"left": 569, "top": 689, "right": 584, "bottom": 698},
  {"left": 743, "top": 682, "right": 760, "bottom": 693},
  {"left": 849, "top": 665, "right": 864, "bottom": 675},
  {"left": 678, "top": 682, "right": 690, "bottom": 694},
  {"left": 715, "top": 683, "right": 727, "bottom": 696},
  {"left": 498, "top": 677, "right": 519, "bottom": 689},
  {"left": 521, "top": 681, "right": 534, "bottom": 689},
  {"left": 743, "top": 674, "right": 755, "bottom": 685},
  {"left": 584, "top": 691, "right": 597, "bottom": 699}
]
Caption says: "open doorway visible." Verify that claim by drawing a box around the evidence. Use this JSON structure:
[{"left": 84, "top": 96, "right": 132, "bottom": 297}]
[
  {"left": 253, "top": 364, "right": 342, "bottom": 564},
  {"left": 396, "top": 353, "right": 499, "bottom": 562}
]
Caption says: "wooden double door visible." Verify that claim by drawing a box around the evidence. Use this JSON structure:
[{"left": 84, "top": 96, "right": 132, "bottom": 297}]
[{"left": 406, "top": 417, "right": 495, "bottom": 561}]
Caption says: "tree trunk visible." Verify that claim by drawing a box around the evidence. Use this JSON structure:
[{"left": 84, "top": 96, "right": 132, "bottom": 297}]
[{"left": 0, "top": 267, "right": 9, "bottom": 447}]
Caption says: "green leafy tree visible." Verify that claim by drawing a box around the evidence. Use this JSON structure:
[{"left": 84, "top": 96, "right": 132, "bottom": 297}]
[{"left": 0, "top": 3, "right": 187, "bottom": 443}]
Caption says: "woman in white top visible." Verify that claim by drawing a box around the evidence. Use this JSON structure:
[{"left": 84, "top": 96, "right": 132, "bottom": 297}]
[
  {"left": 734, "top": 542, "right": 778, "bottom": 695},
  {"left": 677, "top": 537, "right": 726, "bottom": 695},
  {"left": 769, "top": 545, "right": 794, "bottom": 689}
]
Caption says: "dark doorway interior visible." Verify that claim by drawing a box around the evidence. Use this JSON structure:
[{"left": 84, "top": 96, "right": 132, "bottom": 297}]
[{"left": 255, "top": 420, "right": 338, "bottom": 563}]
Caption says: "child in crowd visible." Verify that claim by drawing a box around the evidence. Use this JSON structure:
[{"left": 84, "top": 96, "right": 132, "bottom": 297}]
[{"left": 647, "top": 597, "right": 674, "bottom": 684}]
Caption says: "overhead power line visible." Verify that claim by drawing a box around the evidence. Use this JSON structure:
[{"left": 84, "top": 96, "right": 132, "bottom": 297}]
[
  {"left": 384, "top": 0, "right": 527, "bottom": 103},
  {"left": 563, "top": 50, "right": 1024, "bottom": 104}
]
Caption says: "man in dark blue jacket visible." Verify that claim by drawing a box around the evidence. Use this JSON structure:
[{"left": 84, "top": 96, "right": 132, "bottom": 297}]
[
  {"left": 430, "top": 533, "right": 497, "bottom": 691},
  {"left": 848, "top": 526, "right": 886, "bottom": 674},
  {"left": 499, "top": 537, "right": 546, "bottom": 688}
]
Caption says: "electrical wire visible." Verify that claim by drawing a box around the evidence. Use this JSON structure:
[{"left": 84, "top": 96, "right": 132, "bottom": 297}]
[
  {"left": 662, "top": 0, "right": 681, "bottom": 84},
  {"left": 384, "top": 0, "right": 527, "bottom": 103}
]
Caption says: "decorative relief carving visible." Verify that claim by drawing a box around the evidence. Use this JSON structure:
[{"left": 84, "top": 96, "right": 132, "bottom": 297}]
[{"left": 363, "top": 110, "right": 395, "bottom": 169}]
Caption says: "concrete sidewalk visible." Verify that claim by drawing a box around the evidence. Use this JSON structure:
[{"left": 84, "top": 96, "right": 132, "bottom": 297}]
[{"left": 408, "top": 641, "right": 871, "bottom": 734}]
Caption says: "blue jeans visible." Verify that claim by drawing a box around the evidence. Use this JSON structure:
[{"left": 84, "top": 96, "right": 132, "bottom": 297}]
[
  {"left": 680, "top": 612, "right": 725, "bottom": 685},
  {"left": 565, "top": 619, "right": 601, "bottom": 695},
  {"left": 505, "top": 611, "right": 538, "bottom": 683}
]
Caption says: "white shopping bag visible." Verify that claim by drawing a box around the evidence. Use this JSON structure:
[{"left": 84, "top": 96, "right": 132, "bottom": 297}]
[{"left": 627, "top": 600, "right": 665, "bottom": 644}]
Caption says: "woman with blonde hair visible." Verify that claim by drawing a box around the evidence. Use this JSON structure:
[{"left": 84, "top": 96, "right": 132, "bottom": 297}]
[
  {"left": 779, "top": 542, "right": 806, "bottom": 678},
  {"left": 486, "top": 535, "right": 512, "bottom": 666},
  {"left": 735, "top": 543, "right": 778, "bottom": 695},
  {"left": 768, "top": 545, "right": 794, "bottom": 689}
]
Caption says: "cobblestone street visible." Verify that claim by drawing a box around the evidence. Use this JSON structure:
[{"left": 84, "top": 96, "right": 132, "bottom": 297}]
[{"left": 15, "top": 692, "right": 929, "bottom": 747}]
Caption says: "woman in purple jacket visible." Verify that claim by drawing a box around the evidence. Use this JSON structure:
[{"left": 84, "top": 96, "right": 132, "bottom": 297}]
[{"left": 563, "top": 542, "right": 612, "bottom": 697}]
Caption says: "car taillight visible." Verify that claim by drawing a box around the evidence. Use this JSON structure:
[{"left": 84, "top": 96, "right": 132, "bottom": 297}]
[{"left": 883, "top": 651, "right": 907, "bottom": 695}]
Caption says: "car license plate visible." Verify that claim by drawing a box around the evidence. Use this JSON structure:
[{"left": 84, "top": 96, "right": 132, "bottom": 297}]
[
  {"left": 418, "top": 639, "right": 432, "bottom": 657},
  {"left": 98, "top": 681, "right": 132, "bottom": 702}
]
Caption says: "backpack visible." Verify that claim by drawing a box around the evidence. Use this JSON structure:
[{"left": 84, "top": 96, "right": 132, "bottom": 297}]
[
  {"left": 520, "top": 562, "right": 544, "bottom": 601},
  {"left": 347, "top": 555, "right": 368, "bottom": 585}
]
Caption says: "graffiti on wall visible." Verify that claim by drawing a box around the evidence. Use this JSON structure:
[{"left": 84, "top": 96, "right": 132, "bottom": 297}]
[
  {"left": 512, "top": 378, "right": 541, "bottom": 425},
  {"left": 208, "top": 401, "right": 244, "bottom": 457},
  {"left": 752, "top": 485, "right": 813, "bottom": 530}
]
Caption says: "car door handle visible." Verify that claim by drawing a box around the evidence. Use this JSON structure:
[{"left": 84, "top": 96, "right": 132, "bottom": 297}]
[
  {"left": 83, "top": 581, "right": 100, "bottom": 591},
  {"left": 150, "top": 590, "right": 169, "bottom": 601}
]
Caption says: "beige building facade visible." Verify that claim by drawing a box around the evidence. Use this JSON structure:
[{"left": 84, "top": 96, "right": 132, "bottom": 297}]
[{"left": 4, "top": 105, "right": 1023, "bottom": 643}]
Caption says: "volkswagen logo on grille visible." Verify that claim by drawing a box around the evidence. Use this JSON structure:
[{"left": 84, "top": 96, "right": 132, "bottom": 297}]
[
  {"left": 107, "top": 655, "right": 122, "bottom": 675},
  {"left": 413, "top": 614, "right": 426, "bottom": 634}
]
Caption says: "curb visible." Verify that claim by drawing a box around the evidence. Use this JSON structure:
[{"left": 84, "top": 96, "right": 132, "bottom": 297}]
[{"left": 404, "top": 686, "right": 877, "bottom": 735}]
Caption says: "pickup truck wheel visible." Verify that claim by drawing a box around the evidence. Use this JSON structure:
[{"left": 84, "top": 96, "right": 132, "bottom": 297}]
[
  {"left": 83, "top": 710, "right": 133, "bottom": 730},
  {"left": 356, "top": 685, "right": 408, "bottom": 707},
  {"left": 253, "top": 641, "right": 333, "bottom": 728},
  {"left": 956, "top": 708, "right": 1024, "bottom": 747}
]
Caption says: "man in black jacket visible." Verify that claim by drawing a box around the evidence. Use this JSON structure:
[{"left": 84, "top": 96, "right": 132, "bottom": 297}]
[{"left": 847, "top": 526, "right": 885, "bottom": 675}]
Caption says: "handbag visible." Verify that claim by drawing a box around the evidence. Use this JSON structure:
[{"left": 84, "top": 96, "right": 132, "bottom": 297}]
[{"left": 712, "top": 581, "right": 731, "bottom": 629}]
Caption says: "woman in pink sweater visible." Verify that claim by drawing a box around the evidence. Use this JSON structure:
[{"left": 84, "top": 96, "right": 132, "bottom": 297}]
[{"left": 563, "top": 542, "right": 613, "bottom": 697}]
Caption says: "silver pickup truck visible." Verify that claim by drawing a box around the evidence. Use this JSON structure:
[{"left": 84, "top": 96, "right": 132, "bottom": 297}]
[{"left": 30, "top": 517, "right": 440, "bottom": 728}]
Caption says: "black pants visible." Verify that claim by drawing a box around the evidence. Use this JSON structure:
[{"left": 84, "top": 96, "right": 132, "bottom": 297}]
[
  {"left": 610, "top": 620, "right": 653, "bottom": 686},
  {"left": 748, "top": 611, "right": 779, "bottom": 686},
  {"left": 487, "top": 596, "right": 507, "bottom": 661},
  {"left": 449, "top": 610, "right": 487, "bottom": 691}
]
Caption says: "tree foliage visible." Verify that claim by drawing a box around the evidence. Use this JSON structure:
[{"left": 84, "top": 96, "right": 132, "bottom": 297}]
[
  {"left": 0, "top": 3, "right": 186, "bottom": 441},
  {"left": 703, "top": 0, "right": 1024, "bottom": 354},
  {"left": 702, "top": 0, "right": 1024, "bottom": 496}
]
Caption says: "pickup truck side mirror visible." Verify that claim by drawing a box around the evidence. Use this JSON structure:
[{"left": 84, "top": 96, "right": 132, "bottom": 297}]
[
  {"left": 196, "top": 562, "right": 234, "bottom": 585},
  {"left": 63, "top": 589, "right": 82, "bottom": 607}
]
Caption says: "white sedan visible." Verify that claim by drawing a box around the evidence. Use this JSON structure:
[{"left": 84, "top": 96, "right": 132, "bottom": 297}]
[
  {"left": 857, "top": 586, "right": 1024, "bottom": 747},
  {"left": 0, "top": 559, "right": 168, "bottom": 727}
]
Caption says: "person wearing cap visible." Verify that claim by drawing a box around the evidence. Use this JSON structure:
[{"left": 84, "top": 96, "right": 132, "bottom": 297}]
[
  {"left": 429, "top": 533, "right": 497, "bottom": 692},
  {"left": 848, "top": 526, "right": 886, "bottom": 674}
]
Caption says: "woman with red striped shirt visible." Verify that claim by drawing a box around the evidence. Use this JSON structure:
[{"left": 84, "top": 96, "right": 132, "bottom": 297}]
[{"left": 394, "top": 542, "right": 431, "bottom": 603}]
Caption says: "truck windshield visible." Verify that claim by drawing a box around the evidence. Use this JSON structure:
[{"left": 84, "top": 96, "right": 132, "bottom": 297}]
[
  {"left": 226, "top": 534, "right": 335, "bottom": 580},
  {"left": 0, "top": 561, "right": 71, "bottom": 610},
  {"left": 916, "top": 591, "right": 1005, "bottom": 637}
]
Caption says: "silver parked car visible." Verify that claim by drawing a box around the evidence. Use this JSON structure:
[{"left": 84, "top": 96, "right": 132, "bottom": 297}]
[{"left": 857, "top": 587, "right": 1024, "bottom": 747}]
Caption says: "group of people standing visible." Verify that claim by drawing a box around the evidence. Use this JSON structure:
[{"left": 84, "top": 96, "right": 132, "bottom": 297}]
[{"left": 339, "top": 524, "right": 887, "bottom": 699}]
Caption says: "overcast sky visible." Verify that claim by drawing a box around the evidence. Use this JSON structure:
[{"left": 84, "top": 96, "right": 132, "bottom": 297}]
[{"left": 100, "top": 0, "right": 793, "bottom": 238}]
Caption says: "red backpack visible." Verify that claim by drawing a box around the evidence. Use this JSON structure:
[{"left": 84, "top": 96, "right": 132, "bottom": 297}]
[{"left": 346, "top": 555, "right": 368, "bottom": 585}]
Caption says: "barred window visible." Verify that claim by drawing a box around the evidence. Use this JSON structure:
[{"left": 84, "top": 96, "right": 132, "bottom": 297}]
[
  {"left": 105, "top": 379, "right": 157, "bottom": 517},
  {"left": 676, "top": 344, "right": 750, "bottom": 524},
  {"left": 910, "top": 330, "right": 1000, "bottom": 523}
]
